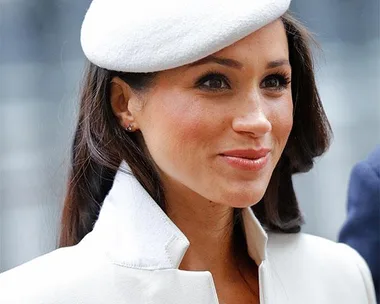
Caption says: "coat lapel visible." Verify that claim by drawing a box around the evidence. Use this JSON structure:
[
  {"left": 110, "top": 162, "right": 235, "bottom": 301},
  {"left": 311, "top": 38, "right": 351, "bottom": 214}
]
[{"left": 92, "top": 161, "right": 190, "bottom": 270}]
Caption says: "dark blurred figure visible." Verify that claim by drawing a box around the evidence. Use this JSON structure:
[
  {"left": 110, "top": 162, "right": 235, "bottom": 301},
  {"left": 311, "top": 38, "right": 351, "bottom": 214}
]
[{"left": 339, "top": 146, "right": 380, "bottom": 303}]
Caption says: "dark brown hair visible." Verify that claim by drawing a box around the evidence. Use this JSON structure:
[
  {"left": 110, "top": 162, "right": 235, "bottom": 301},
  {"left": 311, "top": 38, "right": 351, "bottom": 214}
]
[{"left": 59, "top": 13, "right": 332, "bottom": 247}]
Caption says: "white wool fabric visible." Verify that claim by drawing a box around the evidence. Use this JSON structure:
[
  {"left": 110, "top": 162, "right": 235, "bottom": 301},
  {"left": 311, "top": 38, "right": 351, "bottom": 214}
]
[{"left": 81, "top": 0, "right": 291, "bottom": 73}]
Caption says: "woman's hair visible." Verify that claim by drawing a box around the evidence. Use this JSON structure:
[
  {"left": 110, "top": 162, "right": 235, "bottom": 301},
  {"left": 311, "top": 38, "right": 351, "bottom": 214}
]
[{"left": 59, "top": 13, "right": 332, "bottom": 248}]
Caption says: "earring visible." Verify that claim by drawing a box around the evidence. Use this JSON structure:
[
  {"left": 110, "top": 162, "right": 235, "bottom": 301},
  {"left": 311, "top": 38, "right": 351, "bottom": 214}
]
[{"left": 126, "top": 124, "right": 134, "bottom": 132}]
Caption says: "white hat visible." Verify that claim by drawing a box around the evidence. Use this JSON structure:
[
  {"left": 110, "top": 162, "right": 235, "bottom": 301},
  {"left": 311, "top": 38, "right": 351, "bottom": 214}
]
[{"left": 81, "top": 0, "right": 291, "bottom": 73}]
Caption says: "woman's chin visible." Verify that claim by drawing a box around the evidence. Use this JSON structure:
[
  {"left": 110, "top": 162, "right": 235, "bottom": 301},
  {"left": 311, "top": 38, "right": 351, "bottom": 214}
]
[{"left": 212, "top": 190, "right": 266, "bottom": 209}]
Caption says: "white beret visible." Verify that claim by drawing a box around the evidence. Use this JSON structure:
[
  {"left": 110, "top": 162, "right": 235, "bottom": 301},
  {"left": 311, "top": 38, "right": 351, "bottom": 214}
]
[{"left": 81, "top": 0, "right": 291, "bottom": 73}]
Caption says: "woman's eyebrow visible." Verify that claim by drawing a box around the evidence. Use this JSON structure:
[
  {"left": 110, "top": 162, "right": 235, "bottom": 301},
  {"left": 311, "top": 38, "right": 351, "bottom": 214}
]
[
  {"left": 266, "top": 59, "right": 290, "bottom": 69},
  {"left": 186, "top": 56, "right": 290, "bottom": 70},
  {"left": 187, "top": 55, "right": 243, "bottom": 69}
]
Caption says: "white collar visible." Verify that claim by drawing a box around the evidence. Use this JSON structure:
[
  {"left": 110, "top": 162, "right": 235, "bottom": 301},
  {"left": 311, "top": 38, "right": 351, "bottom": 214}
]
[{"left": 91, "top": 161, "right": 268, "bottom": 270}]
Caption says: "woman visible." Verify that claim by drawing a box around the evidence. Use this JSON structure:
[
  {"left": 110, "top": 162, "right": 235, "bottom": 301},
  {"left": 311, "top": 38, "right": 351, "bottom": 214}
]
[{"left": 0, "top": 0, "right": 376, "bottom": 303}]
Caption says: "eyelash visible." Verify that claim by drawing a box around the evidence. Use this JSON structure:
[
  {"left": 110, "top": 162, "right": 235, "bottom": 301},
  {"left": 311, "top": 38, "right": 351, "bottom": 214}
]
[
  {"left": 262, "top": 71, "right": 291, "bottom": 91},
  {"left": 195, "top": 70, "right": 291, "bottom": 92},
  {"left": 196, "top": 70, "right": 231, "bottom": 91}
]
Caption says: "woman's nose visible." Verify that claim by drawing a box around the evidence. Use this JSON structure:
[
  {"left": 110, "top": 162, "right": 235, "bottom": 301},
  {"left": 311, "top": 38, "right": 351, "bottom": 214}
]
[{"left": 232, "top": 104, "right": 272, "bottom": 137}]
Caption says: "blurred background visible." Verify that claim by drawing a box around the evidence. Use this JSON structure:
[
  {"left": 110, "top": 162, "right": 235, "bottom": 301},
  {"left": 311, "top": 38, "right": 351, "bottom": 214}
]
[{"left": 0, "top": 0, "right": 379, "bottom": 272}]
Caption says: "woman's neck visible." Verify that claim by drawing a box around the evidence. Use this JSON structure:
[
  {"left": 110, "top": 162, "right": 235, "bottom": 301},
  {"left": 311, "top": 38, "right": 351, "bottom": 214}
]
[
  {"left": 163, "top": 178, "right": 260, "bottom": 302},
  {"left": 164, "top": 180, "right": 242, "bottom": 279}
]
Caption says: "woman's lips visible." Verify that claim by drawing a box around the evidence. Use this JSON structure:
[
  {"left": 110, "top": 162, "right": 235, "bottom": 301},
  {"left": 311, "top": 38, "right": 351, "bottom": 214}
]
[{"left": 219, "top": 149, "right": 271, "bottom": 171}]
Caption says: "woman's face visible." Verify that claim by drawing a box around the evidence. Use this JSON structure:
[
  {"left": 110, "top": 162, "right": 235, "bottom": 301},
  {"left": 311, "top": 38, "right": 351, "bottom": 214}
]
[{"left": 130, "top": 19, "right": 293, "bottom": 208}]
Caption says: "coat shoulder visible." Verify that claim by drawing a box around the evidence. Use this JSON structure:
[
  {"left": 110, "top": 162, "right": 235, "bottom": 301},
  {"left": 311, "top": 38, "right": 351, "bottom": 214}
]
[
  {"left": 0, "top": 235, "right": 112, "bottom": 304},
  {"left": 266, "top": 232, "right": 376, "bottom": 303},
  {"left": 0, "top": 245, "right": 81, "bottom": 303},
  {"left": 267, "top": 232, "right": 370, "bottom": 267}
]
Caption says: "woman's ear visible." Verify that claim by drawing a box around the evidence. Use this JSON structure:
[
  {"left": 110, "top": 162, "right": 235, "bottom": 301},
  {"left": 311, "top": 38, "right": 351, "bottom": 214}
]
[{"left": 110, "top": 77, "right": 139, "bottom": 130}]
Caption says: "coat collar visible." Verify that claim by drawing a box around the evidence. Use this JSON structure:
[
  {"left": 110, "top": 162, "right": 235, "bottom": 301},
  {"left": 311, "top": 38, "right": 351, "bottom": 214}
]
[{"left": 92, "top": 161, "right": 268, "bottom": 270}]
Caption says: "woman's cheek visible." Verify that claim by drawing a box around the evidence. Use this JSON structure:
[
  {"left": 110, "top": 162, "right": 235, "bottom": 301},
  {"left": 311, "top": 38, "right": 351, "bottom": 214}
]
[
  {"left": 164, "top": 96, "right": 211, "bottom": 141},
  {"left": 146, "top": 95, "right": 210, "bottom": 165},
  {"left": 273, "top": 97, "right": 293, "bottom": 146}
]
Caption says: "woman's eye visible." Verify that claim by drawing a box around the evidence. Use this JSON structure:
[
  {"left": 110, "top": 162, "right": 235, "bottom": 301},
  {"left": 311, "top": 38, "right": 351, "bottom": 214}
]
[
  {"left": 197, "top": 73, "right": 230, "bottom": 91},
  {"left": 261, "top": 74, "right": 291, "bottom": 90}
]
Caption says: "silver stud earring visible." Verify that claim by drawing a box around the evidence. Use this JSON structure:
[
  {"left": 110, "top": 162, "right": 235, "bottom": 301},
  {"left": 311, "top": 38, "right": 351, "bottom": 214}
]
[{"left": 126, "top": 124, "right": 133, "bottom": 132}]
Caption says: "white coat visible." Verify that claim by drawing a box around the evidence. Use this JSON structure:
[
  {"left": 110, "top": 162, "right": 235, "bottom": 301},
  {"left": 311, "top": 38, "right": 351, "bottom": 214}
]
[{"left": 0, "top": 162, "right": 376, "bottom": 304}]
